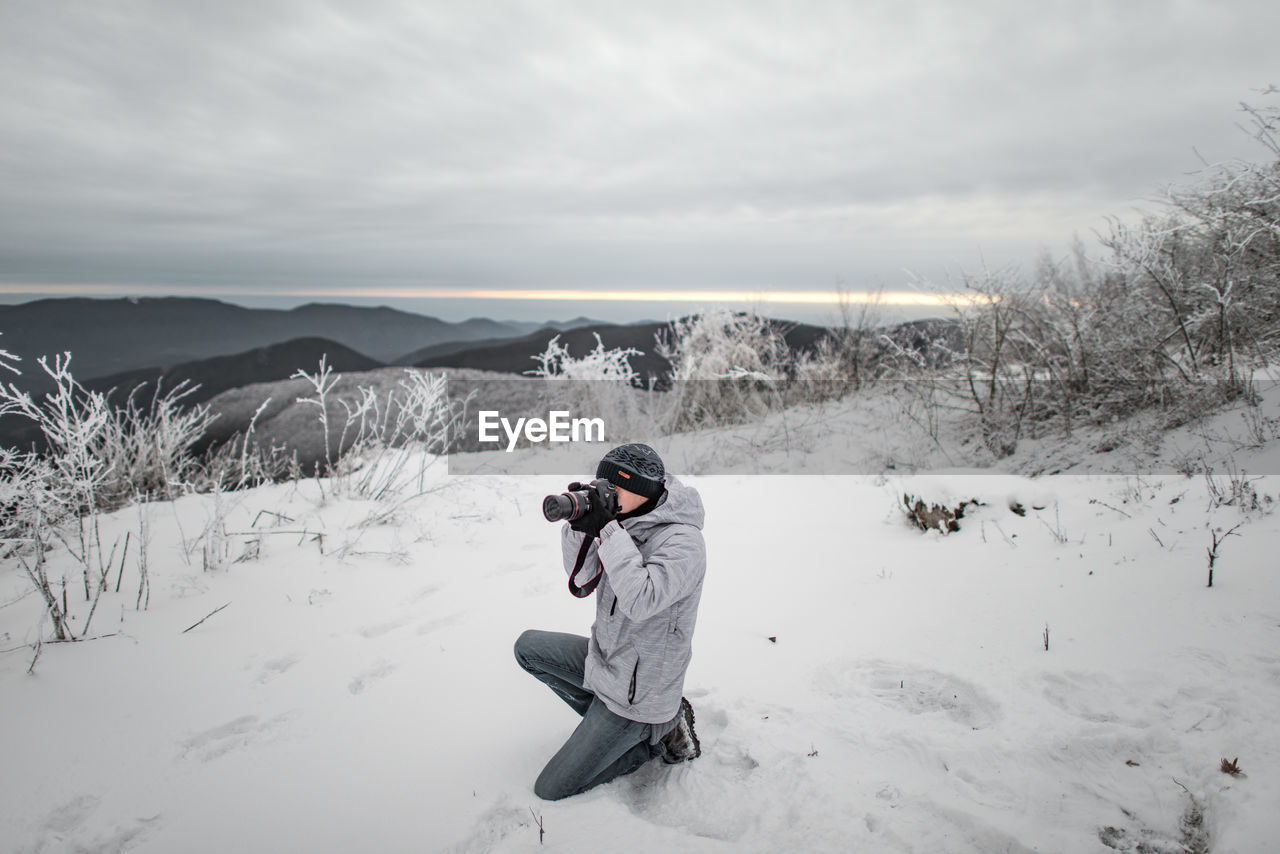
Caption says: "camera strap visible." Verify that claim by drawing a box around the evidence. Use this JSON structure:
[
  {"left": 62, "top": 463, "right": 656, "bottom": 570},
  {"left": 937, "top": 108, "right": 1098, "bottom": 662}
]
[{"left": 567, "top": 535, "right": 603, "bottom": 598}]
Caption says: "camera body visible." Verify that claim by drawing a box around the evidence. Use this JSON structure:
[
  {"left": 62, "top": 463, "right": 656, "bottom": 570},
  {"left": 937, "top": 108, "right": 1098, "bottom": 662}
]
[{"left": 543, "top": 478, "right": 617, "bottom": 522}]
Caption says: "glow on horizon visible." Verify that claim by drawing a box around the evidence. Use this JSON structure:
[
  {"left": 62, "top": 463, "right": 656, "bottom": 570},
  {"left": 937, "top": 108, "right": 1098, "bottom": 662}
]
[{"left": 0, "top": 283, "right": 961, "bottom": 307}]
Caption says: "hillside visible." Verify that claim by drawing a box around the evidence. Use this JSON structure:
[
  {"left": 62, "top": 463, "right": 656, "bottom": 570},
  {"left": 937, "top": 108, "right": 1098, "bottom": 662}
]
[
  {"left": 2, "top": 413, "right": 1278, "bottom": 851},
  {"left": 193, "top": 366, "right": 535, "bottom": 467},
  {"left": 392, "top": 317, "right": 614, "bottom": 364},
  {"left": 0, "top": 297, "right": 529, "bottom": 383},
  {"left": 0, "top": 338, "right": 385, "bottom": 455},
  {"left": 86, "top": 337, "right": 384, "bottom": 406}
]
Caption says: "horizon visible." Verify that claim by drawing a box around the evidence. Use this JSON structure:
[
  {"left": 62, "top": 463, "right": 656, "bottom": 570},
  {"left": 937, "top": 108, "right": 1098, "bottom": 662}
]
[{"left": 0, "top": 288, "right": 954, "bottom": 329}]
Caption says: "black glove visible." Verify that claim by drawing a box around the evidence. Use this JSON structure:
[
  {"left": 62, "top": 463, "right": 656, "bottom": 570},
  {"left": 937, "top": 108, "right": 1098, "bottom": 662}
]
[
  {"left": 565, "top": 482, "right": 593, "bottom": 535},
  {"left": 568, "top": 480, "right": 617, "bottom": 538}
]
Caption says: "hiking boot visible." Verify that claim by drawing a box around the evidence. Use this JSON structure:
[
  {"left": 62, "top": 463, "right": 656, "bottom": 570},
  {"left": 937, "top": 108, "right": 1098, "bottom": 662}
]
[{"left": 661, "top": 697, "right": 701, "bottom": 764}]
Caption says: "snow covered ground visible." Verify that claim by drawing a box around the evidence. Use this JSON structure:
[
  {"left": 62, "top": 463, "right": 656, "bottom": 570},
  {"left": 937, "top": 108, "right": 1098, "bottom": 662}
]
[{"left": 4, "top": 384, "right": 1280, "bottom": 852}]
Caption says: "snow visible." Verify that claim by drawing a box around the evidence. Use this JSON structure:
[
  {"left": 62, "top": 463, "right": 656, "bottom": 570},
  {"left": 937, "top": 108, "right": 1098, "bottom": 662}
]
[{"left": 5, "top": 387, "right": 1280, "bottom": 852}]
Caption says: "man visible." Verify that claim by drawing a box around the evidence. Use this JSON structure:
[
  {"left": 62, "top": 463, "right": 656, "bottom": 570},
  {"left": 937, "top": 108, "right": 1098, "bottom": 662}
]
[{"left": 514, "top": 443, "right": 706, "bottom": 801}]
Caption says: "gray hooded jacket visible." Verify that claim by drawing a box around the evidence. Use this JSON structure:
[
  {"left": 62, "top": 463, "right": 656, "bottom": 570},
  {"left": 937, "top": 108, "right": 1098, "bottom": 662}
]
[{"left": 561, "top": 475, "right": 706, "bottom": 724}]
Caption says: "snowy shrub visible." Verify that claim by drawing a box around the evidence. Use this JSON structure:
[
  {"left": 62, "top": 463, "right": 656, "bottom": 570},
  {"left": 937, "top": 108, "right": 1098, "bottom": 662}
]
[
  {"left": 0, "top": 447, "right": 59, "bottom": 555},
  {"left": 1202, "top": 457, "right": 1263, "bottom": 512},
  {"left": 0, "top": 356, "right": 126, "bottom": 618},
  {"left": 98, "top": 380, "right": 216, "bottom": 505},
  {"left": 0, "top": 332, "right": 20, "bottom": 377},
  {"left": 1, "top": 354, "right": 114, "bottom": 514},
  {"left": 527, "top": 333, "right": 641, "bottom": 384},
  {"left": 292, "top": 358, "right": 453, "bottom": 484},
  {"left": 790, "top": 335, "right": 860, "bottom": 406},
  {"left": 790, "top": 287, "right": 887, "bottom": 402},
  {"left": 192, "top": 397, "right": 297, "bottom": 492},
  {"left": 1, "top": 356, "right": 214, "bottom": 509},
  {"left": 656, "top": 308, "right": 793, "bottom": 432},
  {"left": 526, "top": 333, "right": 653, "bottom": 441},
  {"left": 0, "top": 349, "right": 217, "bottom": 639},
  {"left": 331, "top": 370, "right": 455, "bottom": 500},
  {"left": 199, "top": 483, "right": 233, "bottom": 572},
  {"left": 292, "top": 354, "right": 341, "bottom": 473},
  {"left": 227, "top": 361, "right": 460, "bottom": 496},
  {"left": 946, "top": 269, "right": 1053, "bottom": 457}
]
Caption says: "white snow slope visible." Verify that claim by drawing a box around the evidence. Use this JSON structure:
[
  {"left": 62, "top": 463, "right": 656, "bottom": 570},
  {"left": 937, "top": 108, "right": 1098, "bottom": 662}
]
[{"left": 4, "top": 403, "right": 1280, "bottom": 852}]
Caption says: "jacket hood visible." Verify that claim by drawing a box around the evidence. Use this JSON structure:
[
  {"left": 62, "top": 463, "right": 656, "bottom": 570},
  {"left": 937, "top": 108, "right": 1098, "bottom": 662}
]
[{"left": 621, "top": 474, "right": 704, "bottom": 533}]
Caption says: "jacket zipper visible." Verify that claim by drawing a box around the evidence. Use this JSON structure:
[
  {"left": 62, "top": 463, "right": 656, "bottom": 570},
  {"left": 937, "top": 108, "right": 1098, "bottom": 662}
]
[
  {"left": 628, "top": 658, "right": 640, "bottom": 705},
  {"left": 610, "top": 596, "right": 618, "bottom": 617}
]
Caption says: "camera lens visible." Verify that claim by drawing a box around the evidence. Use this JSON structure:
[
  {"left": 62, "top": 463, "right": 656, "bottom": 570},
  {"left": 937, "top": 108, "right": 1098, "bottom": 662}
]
[
  {"left": 543, "top": 494, "right": 571, "bottom": 521},
  {"left": 542, "top": 494, "right": 568, "bottom": 522}
]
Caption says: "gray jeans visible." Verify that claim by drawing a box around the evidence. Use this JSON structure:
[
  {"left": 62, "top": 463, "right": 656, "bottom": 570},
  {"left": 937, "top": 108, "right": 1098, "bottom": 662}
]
[{"left": 514, "top": 629, "right": 669, "bottom": 800}]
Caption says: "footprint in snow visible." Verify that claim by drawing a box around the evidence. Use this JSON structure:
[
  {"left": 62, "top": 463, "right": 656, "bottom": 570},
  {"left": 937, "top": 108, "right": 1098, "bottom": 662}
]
[
  {"left": 349, "top": 662, "right": 396, "bottom": 695},
  {"left": 490, "top": 562, "right": 530, "bottom": 577},
  {"left": 616, "top": 700, "right": 763, "bottom": 843},
  {"left": 358, "top": 617, "right": 411, "bottom": 639},
  {"left": 409, "top": 584, "right": 442, "bottom": 602},
  {"left": 416, "top": 612, "right": 463, "bottom": 636},
  {"left": 255, "top": 655, "right": 299, "bottom": 685},
  {"left": 42, "top": 793, "right": 101, "bottom": 834},
  {"left": 178, "top": 713, "right": 293, "bottom": 761},
  {"left": 820, "top": 659, "right": 1003, "bottom": 729},
  {"left": 26, "top": 794, "right": 162, "bottom": 854},
  {"left": 440, "top": 800, "right": 532, "bottom": 854}
]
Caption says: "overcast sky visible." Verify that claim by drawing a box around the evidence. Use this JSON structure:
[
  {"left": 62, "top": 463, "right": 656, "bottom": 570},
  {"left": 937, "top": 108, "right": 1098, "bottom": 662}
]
[{"left": 1, "top": 0, "right": 1276, "bottom": 323}]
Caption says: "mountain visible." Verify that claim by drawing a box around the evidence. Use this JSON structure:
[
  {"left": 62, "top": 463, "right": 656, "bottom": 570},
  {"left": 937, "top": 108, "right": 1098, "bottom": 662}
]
[
  {"left": 394, "top": 317, "right": 615, "bottom": 365},
  {"left": 0, "top": 296, "right": 529, "bottom": 384},
  {"left": 483, "top": 316, "right": 610, "bottom": 339},
  {"left": 85, "top": 337, "right": 384, "bottom": 406}
]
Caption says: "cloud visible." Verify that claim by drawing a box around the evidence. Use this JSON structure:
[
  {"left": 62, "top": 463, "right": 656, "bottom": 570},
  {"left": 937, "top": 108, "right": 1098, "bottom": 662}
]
[{"left": 1, "top": 0, "right": 1277, "bottom": 299}]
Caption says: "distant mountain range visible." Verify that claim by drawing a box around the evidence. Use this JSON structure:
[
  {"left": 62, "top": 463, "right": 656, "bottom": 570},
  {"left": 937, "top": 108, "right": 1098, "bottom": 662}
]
[
  {"left": 0, "top": 297, "right": 596, "bottom": 386},
  {"left": 0, "top": 295, "right": 959, "bottom": 458}
]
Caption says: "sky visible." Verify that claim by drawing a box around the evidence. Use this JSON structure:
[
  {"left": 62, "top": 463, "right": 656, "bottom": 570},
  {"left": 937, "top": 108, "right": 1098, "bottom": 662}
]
[{"left": 0, "top": 0, "right": 1276, "bottom": 325}]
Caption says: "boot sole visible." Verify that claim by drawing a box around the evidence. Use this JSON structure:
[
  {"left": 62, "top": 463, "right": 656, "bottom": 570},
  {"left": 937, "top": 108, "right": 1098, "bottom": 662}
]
[
  {"left": 663, "top": 696, "right": 701, "bottom": 763},
  {"left": 684, "top": 698, "right": 701, "bottom": 760}
]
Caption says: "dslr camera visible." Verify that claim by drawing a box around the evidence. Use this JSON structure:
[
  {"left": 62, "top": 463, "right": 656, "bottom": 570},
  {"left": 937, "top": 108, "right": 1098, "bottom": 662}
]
[{"left": 543, "top": 478, "right": 617, "bottom": 522}]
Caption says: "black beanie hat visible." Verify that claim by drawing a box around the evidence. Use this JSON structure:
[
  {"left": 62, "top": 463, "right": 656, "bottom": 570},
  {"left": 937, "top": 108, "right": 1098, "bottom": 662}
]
[{"left": 596, "top": 443, "right": 665, "bottom": 499}]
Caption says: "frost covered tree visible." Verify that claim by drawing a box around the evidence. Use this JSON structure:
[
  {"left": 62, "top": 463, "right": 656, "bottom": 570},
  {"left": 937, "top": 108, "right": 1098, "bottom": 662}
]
[
  {"left": 911, "top": 92, "right": 1280, "bottom": 457},
  {"left": 1096, "top": 93, "right": 1279, "bottom": 404}
]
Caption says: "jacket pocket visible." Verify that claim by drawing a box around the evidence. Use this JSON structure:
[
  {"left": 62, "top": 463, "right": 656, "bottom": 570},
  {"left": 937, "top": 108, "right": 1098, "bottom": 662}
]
[{"left": 628, "top": 657, "right": 640, "bottom": 705}]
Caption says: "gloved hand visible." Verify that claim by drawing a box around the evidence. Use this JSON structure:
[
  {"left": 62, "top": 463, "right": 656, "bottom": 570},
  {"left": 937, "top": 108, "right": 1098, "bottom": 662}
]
[
  {"left": 568, "top": 480, "right": 617, "bottom": 538},
  {"left": 566, "top": 482, "right": 594, "bottom": 535}
]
